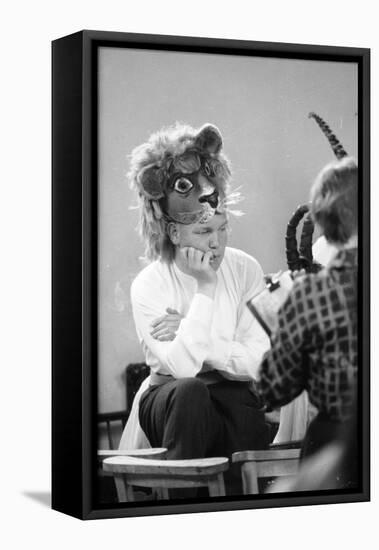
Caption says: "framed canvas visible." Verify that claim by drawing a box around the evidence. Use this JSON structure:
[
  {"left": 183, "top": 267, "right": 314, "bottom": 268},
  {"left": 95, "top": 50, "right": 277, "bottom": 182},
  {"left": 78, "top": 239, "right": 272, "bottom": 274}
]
[{"left": 52, "top": 30, "right": 370, "bottom": 520}]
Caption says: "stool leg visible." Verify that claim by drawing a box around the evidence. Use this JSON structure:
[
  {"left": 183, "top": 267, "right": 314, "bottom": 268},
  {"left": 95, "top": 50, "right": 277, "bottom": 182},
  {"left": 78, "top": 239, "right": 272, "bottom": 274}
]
[
  {"left": 113, "top": 474, "right": 129, "bottom": 502},
  {"left": 217, "top": 473, "right": 226, "bottom": 496},
  {"left": 241, "top": 462, "right": 259, "bottom": 494},
  {"left": 208, "top": 473, "right": 226, "bottom": 497}
]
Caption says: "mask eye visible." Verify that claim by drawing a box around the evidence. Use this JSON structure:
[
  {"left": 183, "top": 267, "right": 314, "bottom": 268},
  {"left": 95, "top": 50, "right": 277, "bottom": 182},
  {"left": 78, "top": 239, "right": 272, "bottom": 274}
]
[{"left": 174, "top": 177, "right": 194, "bottom": 194}]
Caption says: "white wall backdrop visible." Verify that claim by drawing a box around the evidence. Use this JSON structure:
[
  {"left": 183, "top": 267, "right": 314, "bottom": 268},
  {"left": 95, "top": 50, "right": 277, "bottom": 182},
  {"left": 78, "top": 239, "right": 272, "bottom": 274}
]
[{"left": 98, "top": 48, "right": 357, "bottom": 412}]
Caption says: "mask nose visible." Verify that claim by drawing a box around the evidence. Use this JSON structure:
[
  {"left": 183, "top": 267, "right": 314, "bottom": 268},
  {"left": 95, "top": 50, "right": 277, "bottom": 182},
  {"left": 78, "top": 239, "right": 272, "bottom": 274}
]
[{"left": 199, "top": 190, "right": 219, "bottom": 209}]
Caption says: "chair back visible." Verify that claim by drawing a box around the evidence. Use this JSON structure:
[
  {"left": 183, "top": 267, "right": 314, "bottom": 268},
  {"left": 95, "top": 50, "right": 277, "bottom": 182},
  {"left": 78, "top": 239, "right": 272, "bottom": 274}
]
[
  {"left": 126, "top": 362, "right": 150, "bottom": 415},
  {"left": 97, "top": 410, "right": 129, "bottom": 450}
]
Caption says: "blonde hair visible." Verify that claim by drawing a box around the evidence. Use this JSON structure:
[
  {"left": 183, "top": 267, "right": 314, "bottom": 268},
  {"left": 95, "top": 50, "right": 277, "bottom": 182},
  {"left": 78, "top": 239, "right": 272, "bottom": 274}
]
[{"left": 310, "top": 157, "right": 358, "bottom": 245}]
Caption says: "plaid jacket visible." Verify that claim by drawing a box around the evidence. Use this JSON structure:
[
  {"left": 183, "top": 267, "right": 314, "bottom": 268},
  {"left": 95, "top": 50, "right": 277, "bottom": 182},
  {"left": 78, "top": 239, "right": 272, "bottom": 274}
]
[{"left": 258, "top": 248, "right": 358, "bottom": 422}]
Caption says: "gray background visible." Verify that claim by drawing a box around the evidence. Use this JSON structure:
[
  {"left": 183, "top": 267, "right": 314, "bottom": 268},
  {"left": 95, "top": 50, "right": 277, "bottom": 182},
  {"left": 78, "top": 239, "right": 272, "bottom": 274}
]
[{"left": 98, "top": 47, "right": 357, "bottom": 413}]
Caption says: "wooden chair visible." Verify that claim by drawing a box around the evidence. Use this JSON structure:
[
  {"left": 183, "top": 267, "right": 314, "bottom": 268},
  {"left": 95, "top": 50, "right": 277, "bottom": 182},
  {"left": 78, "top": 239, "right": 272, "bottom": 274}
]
[
  {"left": 97, "top": 410, "right": 129, "bottom": 450},
  {"left": 96, "top": 364, "right": 151, "bottom": 503},
  {"left": 232, "top": 448, "right": 301, "bottom": 494},
  {"left": 98, "top": 448, "right": 168, "bottom": 502},
  {"left": 97, "top": 363, "right": 150, "bottom": 450},
  {"left": 103, "top": 456, "right": 229, "bottom": 502}
]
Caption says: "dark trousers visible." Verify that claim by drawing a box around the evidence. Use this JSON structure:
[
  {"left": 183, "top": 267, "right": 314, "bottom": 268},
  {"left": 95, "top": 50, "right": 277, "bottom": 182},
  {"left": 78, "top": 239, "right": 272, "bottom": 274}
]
[{"left": 139, "top": 377, "right": 270, "bottom": 494}]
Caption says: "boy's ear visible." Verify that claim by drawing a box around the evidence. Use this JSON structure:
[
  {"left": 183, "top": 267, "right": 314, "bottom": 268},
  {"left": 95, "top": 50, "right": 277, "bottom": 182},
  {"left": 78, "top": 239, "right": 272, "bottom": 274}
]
[{"left": 167, "top": 222, "right": 180, "bottom": 245}]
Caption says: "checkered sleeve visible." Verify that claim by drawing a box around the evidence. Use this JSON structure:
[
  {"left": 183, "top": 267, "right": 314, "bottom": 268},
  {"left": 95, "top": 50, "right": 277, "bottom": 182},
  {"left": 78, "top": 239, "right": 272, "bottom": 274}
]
[{"left": 257, "top": 281, "right": 309, "bottom": 409}]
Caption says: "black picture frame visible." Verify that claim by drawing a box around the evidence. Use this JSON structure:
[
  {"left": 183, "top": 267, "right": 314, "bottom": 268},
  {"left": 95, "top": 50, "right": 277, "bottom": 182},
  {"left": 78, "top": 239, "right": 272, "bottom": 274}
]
[{"left": 52, "top": 30, "right": 370, "bottom": 520}]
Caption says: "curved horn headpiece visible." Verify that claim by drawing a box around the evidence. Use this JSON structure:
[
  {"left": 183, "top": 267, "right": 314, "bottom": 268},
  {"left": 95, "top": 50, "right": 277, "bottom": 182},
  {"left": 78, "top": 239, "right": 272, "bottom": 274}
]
[
  {"left": 284, "top": 113, "right": 350, "bottom": 273},
  {"left": 308, "top": 112, "right": 348, "bottom": 160}
]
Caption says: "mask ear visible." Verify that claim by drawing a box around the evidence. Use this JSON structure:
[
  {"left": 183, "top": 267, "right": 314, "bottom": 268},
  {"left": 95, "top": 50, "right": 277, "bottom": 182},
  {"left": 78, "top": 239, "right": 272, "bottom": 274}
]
[
  {"left": 137, "top": 164, "right": 165, "bottom": 199},
  {"left": 194, "top": 124, "right": 223, "bottom": 154}
]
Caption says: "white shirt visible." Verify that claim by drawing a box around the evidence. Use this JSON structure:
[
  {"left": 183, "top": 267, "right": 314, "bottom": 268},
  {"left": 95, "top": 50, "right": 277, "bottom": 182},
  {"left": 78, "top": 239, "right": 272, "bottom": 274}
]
[
  {"left": 131, "top": 246, "right": 270, "bottom": 381},
  {"left": 119, "top": 247, "right": 270, "bottom": 450}
]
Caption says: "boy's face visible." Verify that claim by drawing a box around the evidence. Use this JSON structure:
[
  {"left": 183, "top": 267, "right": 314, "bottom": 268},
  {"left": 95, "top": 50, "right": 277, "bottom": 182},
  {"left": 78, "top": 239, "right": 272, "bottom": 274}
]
[{"left": 173, "top": 212, "right": 229, "bottom": 271}]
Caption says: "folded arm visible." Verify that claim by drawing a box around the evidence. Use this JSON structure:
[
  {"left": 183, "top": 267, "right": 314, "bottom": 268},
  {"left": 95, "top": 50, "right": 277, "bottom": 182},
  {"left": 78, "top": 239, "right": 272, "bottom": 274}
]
[{"left": 132, "top": 289, "right": 215, "bottom": 378}]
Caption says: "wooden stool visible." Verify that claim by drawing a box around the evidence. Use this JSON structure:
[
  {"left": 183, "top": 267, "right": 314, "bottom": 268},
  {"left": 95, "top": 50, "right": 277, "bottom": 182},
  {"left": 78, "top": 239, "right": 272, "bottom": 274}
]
[
  {"left": 232, "top": 449, "right": 301, "bottom": 494},
  {"left": 98, "top": 448, "right": 168, "bottom": 502},
  {"left": 103, "top": 456, "right": 229, "bottom": 501}
]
